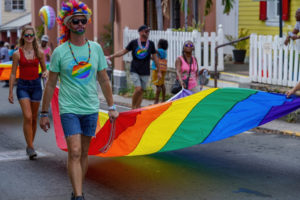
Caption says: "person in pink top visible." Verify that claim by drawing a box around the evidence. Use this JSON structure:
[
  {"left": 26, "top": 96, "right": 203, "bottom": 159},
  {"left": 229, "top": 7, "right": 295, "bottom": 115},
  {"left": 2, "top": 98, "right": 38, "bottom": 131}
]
[
  {"left": 175, "top": 40, "right": 204, "bottom": 92},
  {"left": 40, "top": 35, "right": 52, "bottom": 62}
]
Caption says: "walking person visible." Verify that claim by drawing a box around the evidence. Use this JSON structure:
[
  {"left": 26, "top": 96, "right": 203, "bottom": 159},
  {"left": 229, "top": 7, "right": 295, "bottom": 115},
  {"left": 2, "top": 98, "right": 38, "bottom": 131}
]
[
  {"left": 175, "top": 40, "right": 200, "bottom": 92},
  {"left": 40, "top": 35, "right": 52, "bottom": 62},
  {"left": 151, "top": 39, "right": 168, "bottom": 104},
  {"left": 1, "top": 41, "right": 10, "bottom": 87},
  {"left": 107, "top": 25, "right": 161, "bottom": 109},
  {"left": 39, "top": 1, "right": 118, "bottom": 200},
  {"left": 285, "top": 8, "right": 300, "bottom": 45},
  {"left": 8, "top": 25, "right": 48, "bottom": 159}
]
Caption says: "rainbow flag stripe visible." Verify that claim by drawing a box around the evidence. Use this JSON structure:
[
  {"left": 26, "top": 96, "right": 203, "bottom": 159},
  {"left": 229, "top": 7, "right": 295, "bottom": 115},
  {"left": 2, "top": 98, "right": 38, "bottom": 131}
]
[
  {"left": 51, "top": 87, "right": 300, "bottom": 157},
  {"left": 0, "top": 61, "right": 48, "bottom": 80}
]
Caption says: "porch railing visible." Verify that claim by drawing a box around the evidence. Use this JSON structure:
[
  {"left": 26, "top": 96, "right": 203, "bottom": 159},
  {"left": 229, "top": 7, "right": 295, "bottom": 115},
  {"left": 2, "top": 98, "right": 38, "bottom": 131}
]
[{"left": 123, "top": 25, "right": 225, "bottom": 71}]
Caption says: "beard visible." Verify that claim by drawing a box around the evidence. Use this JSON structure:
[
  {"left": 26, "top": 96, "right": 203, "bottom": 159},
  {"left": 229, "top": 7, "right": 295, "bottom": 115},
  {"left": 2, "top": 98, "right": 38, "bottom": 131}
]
[{"left": 70, "top": 27, "right": 86, "bottom": 35}]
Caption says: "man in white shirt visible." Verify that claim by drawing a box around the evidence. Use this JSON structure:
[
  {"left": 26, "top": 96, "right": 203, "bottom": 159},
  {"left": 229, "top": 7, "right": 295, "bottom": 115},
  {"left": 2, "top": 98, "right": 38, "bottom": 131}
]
[{"left": 284, "top": 8, "right": 300, "bottom": 45}]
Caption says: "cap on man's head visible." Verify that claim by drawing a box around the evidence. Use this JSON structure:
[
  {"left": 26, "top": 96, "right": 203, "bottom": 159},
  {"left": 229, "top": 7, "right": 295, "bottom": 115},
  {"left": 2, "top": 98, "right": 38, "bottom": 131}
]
[
  {"left": 41, "top": 35, "right": 49, "bottom": 42},
  {"left": 138, "top": 25, "right": 150, "bottom": 32}
]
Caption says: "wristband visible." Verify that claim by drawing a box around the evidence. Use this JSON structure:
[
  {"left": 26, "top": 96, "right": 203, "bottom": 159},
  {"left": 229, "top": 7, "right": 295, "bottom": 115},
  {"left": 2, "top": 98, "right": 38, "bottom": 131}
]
[
  {"left": 108, "top": 104, "right": 116, "bottom": 111},
  {"left": 40, "top": 113, "right": 48, "bottom": 118}
]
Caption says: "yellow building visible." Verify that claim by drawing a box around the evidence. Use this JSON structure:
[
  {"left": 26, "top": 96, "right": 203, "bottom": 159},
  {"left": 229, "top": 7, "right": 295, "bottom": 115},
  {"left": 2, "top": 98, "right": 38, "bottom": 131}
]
[{"left": 239, "top": 0, "right": 300, "bottom": 36}]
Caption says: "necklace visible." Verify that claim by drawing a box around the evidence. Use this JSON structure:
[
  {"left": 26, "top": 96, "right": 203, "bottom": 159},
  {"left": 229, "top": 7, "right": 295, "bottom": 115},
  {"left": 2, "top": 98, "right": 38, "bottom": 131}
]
[
  {"left": 138, "top": 38, "right": 149, "bottom": 51},
  {"left": 23, "top": 48, "right": 34, "bottom": 59},
  {"left": 68, "top": 40, "right": 91, "bottom": 65}
]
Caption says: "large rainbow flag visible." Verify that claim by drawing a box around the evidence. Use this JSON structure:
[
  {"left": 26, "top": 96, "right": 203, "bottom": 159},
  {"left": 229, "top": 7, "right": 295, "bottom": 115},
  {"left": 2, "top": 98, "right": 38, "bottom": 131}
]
[{"left": 51, "top": 87, "right": 300, "bottom": 157}]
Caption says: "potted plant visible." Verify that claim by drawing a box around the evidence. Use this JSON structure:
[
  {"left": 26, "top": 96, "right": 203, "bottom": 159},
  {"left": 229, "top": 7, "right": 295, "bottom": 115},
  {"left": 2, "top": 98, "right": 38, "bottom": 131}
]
[{"left": 226, "top": 28, "right": 249, "bottom": 64}]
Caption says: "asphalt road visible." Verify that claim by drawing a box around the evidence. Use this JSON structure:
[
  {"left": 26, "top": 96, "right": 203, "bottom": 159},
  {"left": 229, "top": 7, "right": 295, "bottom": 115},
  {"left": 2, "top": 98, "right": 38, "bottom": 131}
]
[{"left": 1, "top": 83, "right": 300, "bottom": 200}]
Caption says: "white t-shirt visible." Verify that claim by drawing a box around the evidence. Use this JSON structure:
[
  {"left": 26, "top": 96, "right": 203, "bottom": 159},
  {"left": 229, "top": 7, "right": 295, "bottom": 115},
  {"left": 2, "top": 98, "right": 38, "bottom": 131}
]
[
  {"left": 0, "top": 47, "right": 9, "bottom": 62},
  {"left": 295, "top": 21, "right": 300, "bottom": 31}
]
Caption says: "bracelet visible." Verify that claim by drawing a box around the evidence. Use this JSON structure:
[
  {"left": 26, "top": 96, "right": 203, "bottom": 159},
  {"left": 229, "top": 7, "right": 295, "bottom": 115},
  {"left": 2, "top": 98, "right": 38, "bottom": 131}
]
[
  {"left": 40, "top": 113, "right": 48, "bottom": 118},
  {"left": 108, "top": 104, "right": 116, "bottom": 111},
  {"left": 41, "top": 111, "right": 48, "bottom": 114}
]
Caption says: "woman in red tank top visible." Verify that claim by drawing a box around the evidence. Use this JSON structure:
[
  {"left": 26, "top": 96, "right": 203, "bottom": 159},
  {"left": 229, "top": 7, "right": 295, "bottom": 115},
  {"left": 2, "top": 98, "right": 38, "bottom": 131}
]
[{"left": 8, "top": 25, "right": 47, "bottom": 160}]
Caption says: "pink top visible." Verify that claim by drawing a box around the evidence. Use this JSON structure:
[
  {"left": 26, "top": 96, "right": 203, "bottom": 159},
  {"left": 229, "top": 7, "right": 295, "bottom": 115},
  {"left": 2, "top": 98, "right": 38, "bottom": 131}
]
[
  {"left": 43, "top": 46, "right": 51, "bottom": 61},
  {"left": 179, "top": 56, "right": 198, "bottom": 90}
]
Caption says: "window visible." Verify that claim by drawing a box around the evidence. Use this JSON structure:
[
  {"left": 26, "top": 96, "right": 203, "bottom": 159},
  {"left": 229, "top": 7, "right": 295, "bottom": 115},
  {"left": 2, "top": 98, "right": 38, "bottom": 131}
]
[
  {"left": 12, "top": 0, "right": 24, "bottom": 10},
  {"left": 266, "top": 0, "right": 280, "bottom": 26},
  {"left": 4, "top": 0, "right": 24, "bottom": 11}
]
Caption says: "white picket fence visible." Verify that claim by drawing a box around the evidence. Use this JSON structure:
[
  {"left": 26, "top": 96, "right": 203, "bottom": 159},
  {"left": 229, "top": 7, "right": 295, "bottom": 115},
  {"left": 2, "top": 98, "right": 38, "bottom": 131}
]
[
  {"left": 123, "top": 25, "right": 225, "bottom": 71},
  {"left": 250, "top": 34, "right": 300, "bottom": 87}
]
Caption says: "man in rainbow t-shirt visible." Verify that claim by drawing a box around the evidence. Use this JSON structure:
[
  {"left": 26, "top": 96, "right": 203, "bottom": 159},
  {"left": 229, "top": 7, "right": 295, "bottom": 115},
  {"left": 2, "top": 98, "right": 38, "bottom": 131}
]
[
  {"left": 39, "top": 1, "right": 118, "bottom": 200},
  {"left": 107, "top": 25, "right": 162, "bottom": 109}
]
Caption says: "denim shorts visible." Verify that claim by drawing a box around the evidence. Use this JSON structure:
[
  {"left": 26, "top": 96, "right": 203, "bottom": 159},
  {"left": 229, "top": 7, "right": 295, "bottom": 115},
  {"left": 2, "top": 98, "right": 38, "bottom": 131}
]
[
  {"left": 130, "top": 72, "right": 149, "bottom": 90},
  {"left": 16, "top": 78, "right": 42, "bottom": 102},
  {"left": 60, "top": 113, "right": 99, "bottom": 137}
]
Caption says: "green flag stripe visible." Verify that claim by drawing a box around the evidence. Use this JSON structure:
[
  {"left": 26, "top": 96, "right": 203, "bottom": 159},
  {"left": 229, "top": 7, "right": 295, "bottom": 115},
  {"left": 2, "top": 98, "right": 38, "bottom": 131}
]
[{"left": 159, "top": 88, "right": 257, "bottom": 152}]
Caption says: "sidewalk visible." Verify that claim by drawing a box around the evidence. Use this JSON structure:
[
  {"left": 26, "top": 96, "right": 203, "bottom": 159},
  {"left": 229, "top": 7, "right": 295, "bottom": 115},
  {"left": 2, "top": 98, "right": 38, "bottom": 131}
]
[{"left": 99, "top": 91, "right": 300, "bottom": 138}]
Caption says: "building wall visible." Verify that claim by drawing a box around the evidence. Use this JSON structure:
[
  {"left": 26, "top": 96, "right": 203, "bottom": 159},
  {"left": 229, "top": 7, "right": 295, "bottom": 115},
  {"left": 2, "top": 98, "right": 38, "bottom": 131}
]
[
  {"left": 1, "top": 0, "right": 31, "bottom": 24},
  {"left": 239, "top": 0, "right": 300, "bottom": 36}
]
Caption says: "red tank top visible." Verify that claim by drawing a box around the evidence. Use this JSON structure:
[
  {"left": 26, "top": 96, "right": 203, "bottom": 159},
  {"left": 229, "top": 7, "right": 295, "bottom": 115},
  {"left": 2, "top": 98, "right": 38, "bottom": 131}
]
[{"left": 19, "top": 48, "right": 40, "bottom": 80}]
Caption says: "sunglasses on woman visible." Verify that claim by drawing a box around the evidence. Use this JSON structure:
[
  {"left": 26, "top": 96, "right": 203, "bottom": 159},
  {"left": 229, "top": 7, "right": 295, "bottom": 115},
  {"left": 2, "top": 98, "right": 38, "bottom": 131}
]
[
  {"left": 71, "top": 18, "right": 88, "bottom": 25},
  {"left": 24, "top": 34, "right": 35, "bottom": 38},
  {"left": 185, "top": 43, "right": 194, "bottom": 48}
]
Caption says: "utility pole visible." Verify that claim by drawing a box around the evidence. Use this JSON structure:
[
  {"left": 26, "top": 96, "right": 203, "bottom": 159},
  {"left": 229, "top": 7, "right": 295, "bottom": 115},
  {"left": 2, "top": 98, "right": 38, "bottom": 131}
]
[{"left": 279, "top": 0, "right": 282, "bottom": 37}]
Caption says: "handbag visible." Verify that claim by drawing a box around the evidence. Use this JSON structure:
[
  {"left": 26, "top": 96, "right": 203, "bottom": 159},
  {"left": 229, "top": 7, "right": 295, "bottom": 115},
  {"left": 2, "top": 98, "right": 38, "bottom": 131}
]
[{"left": 171, "top": 79, "right": 182, "bottom": 94}]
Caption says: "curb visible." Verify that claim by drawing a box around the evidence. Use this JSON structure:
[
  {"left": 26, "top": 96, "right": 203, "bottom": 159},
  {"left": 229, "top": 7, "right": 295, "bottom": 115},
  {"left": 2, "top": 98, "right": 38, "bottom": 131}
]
[{"left": 252, "top": 127, "right": 300, "bottom": 137}]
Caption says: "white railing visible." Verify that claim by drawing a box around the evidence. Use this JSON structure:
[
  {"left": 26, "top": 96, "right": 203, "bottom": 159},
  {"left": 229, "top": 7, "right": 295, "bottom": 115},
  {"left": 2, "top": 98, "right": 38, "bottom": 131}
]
[
  {"left": 123, "top": 25, "right": 224, "bottom": 71},
  {"left": 250, "top": 34, "right": 300, "bottom": 87}
]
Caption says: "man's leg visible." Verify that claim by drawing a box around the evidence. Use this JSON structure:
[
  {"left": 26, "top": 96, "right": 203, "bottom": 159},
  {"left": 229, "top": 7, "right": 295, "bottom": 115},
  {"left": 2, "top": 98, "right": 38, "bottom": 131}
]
[
  {"left": 80, "top": 135, "right": 92, "bottom": 181},
  {"left": 66, "top": 134, "right": 83, "bottom": 197},
  {"left": 132, "top": 86, "right": 143, "bottom": 109}
]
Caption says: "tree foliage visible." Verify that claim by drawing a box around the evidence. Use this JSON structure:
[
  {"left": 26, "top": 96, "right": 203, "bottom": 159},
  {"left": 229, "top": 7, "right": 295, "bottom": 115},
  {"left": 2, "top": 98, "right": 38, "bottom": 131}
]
[{"left": 205, "top": 0, "right": 235, "bottom": 16}]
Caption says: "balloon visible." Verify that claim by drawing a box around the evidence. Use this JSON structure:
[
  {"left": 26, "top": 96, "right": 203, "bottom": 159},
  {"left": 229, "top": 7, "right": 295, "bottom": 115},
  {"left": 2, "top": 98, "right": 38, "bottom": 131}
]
[{"left": 39, "top": 6, "right": 56, "bottom": 30}]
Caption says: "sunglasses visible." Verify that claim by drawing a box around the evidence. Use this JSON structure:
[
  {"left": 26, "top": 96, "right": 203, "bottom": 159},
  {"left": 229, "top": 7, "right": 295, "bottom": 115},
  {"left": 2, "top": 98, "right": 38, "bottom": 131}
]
[
  {"left": 145, "top": 30, "right": 150, "bottom": 33},
  {"left": 185, "top": 43, "right": 194, "bottom": 48},
  {"left": 24, "top": 34, "right": 35, "bottom": 38},
  {"left": 71, "top": 18, "right": 88, "bottom": 25}
]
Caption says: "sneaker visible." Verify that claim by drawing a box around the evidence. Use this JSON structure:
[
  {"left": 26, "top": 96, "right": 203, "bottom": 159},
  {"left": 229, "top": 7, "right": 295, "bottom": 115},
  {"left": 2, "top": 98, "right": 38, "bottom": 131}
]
[
  {"left": 26, "top": 147, "right": 37, "bottom": 160},
  {"left": 75, "top": 196, "right": 85, "bottom": 200}
]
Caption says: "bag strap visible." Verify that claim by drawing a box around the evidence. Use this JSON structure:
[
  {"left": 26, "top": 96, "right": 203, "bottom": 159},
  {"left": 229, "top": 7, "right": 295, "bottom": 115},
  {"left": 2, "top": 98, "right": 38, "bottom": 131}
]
[{"left": 183, "top": 55, "right": 192, "bottom": 88}]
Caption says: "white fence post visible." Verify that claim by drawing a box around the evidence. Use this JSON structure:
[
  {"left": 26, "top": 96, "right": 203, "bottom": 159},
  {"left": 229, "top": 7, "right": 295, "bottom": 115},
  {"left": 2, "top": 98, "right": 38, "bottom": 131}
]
[{"left": 217, "top": 24, "right": 224, "bottom": 71}]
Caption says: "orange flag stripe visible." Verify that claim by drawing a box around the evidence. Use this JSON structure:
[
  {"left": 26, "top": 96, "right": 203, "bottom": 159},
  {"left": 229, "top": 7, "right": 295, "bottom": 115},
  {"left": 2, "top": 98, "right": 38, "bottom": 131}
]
[{"left": 97, "top": 102, "right": 172, "bottom": 157}]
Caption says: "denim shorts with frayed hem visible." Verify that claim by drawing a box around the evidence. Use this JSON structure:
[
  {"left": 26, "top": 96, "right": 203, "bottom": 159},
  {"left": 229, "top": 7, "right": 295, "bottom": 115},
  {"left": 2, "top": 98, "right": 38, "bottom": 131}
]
[
  {"left": 16, "top": 78, "right": 42, "bottom": 102},
  {"left": 60, "top": 113, "right": 98, "bottom": 137}
]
